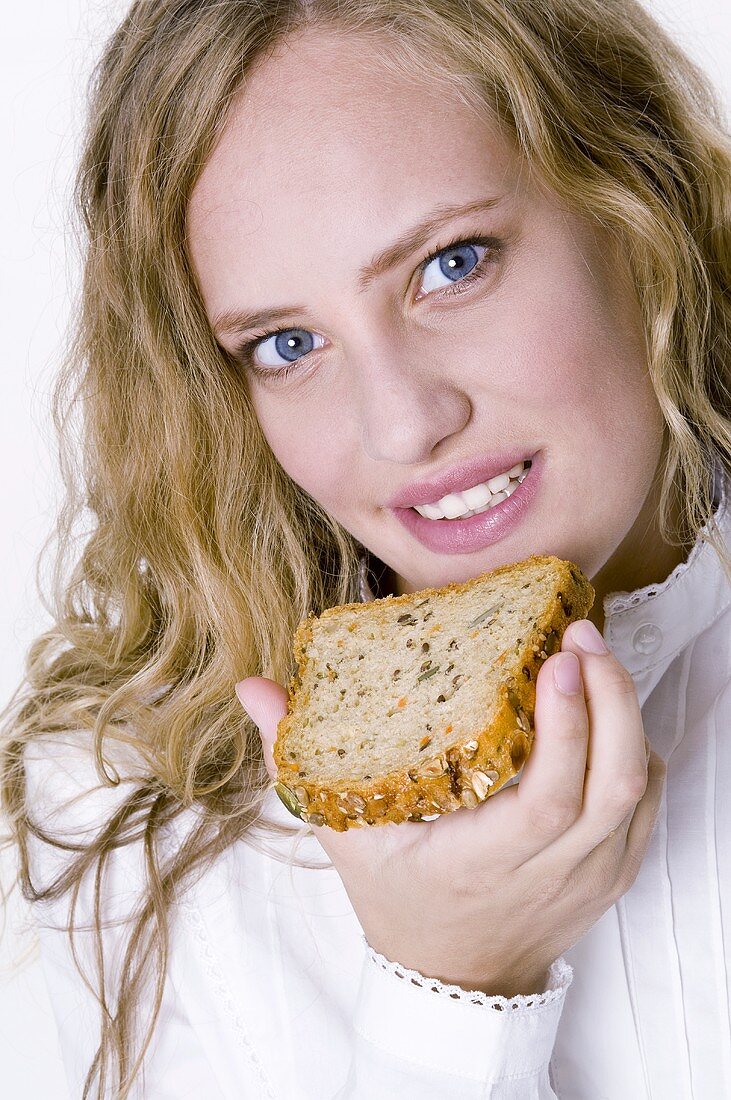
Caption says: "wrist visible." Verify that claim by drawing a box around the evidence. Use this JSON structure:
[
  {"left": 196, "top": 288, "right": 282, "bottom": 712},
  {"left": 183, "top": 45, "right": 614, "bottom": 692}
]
[
  {"left": 363, "top": 933, "right": 553, "bottom": 999},
  {"left": 466, "top": 966, "right": 552, "bottom": 998}
]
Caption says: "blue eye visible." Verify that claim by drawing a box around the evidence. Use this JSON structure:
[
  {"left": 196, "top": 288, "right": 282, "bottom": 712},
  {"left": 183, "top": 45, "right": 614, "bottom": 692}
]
[
  {"left": 237, "top": 234, "right": 500, "bottom": 378},
  {"left": 249, "top": 328, "right": 327, "bottom": 369},
  {"left": 420, "top": 240, "right": 487, "bottom": 293}
]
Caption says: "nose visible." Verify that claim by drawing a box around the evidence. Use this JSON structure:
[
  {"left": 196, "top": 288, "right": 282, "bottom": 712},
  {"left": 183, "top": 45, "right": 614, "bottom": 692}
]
[{"left": 356, "top": 342, "right": 472, "bottom": 465}]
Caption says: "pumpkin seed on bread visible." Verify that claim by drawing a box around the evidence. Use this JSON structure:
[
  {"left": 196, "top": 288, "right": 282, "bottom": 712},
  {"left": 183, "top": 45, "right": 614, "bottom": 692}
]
[{"left": 273, "top": 554, "right": 594, "bottom": 831}]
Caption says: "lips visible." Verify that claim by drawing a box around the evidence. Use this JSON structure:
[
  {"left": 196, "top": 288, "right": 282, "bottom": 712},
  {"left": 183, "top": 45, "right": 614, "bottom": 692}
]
[
  {"left": 389, "top": 449, "right": 543, "bottom": 555},
  {"left": 386, "top": 447, "right": 538, "bottom": 510}
]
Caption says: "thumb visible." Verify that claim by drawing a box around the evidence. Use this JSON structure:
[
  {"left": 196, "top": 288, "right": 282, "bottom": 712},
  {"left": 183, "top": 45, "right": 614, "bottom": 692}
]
[
  {"left": 235, "top": 678, "right": 409, "bottom": 865},
  {"left": 235, "top": 676, "right": 288, "bottom": 781}
]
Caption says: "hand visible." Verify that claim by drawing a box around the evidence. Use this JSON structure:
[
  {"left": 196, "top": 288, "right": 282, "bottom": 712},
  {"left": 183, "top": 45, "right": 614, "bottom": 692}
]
[{"left": 235, "top": 618, "right": 666, "bottom": 998}]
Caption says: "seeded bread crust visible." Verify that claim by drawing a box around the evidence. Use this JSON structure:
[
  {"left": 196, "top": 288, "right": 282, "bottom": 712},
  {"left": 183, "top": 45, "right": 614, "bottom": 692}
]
[{"left": 273, "top": 555, "right": 594, "bottom": 831}]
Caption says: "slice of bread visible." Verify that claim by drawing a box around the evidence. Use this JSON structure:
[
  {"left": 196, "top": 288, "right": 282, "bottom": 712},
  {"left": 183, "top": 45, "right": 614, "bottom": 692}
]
[{"left": 273, "top": 554, "right": 594, "bottom": 831}]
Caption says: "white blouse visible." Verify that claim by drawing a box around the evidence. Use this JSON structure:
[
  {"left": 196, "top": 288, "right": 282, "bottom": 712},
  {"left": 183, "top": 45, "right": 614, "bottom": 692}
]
[{"left": 23, "top": 454, "right": 731, "bottom": 1099}]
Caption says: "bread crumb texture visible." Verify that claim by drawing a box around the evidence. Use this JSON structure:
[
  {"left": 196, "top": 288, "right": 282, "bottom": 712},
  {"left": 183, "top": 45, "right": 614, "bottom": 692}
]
[{"left": 273, "top": 554, "right": 594, "bottom": 830}]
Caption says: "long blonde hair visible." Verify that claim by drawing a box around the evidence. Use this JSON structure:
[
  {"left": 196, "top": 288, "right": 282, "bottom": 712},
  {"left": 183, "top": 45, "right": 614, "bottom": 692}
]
[{"left": 1, "top": 1, "right": 729, "bottom": 1096}]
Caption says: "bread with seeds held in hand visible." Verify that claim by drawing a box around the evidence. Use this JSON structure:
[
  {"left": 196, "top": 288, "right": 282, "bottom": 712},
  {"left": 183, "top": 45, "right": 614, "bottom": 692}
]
[{"left": 273, "top": 554, "right": 595, "bottom": 831}]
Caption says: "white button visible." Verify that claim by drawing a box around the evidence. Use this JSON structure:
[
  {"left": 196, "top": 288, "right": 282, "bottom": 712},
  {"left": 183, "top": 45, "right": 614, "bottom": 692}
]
[{"left": 632, "top": 622, "right": 663, "bottom": 655}]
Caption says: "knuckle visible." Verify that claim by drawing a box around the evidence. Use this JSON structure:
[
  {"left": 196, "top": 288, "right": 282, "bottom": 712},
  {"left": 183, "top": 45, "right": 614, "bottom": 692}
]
[
  {"left": 527, "top": 798, "right": 581, "bottom": 836},
  {"left": 556, "top": 717, "right": 589, "bottom": 745},
  {"left": 604, "top": 664, "right": 638, "bottom": 699},
  {"left": 605, "top": 770, "right": 648, "bottom": 815}
]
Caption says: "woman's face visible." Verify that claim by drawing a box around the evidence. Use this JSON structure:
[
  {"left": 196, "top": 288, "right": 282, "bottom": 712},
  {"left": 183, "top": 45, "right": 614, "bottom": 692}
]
[{"left": 187, "top": 29, "right": 670, "bottom": 606}]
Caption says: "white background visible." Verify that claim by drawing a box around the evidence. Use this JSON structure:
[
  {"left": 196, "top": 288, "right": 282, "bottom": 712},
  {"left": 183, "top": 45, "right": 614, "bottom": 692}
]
[{"left": 1, "top": 2, "right": 729, "bottom": 1096}]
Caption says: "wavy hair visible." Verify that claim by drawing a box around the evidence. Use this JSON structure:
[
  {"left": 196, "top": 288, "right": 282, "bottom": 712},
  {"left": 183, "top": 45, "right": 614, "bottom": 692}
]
[{"left": 1, "top": 0, "right": 729, "bottom": 1095}]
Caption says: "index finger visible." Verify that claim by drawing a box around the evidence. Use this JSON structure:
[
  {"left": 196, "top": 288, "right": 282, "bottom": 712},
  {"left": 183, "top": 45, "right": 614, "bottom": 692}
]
[
  {"left": 504, "top": 644, "right": 590, "bottom": 863},
  {"left": 519, "top": 620, "right": 646, "bottom": 870}
]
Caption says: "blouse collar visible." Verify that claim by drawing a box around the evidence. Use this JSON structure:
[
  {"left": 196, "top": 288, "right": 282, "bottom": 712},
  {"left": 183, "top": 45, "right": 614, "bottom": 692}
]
[{"left": 357, "top": 455, "right": 730, "bottom": 706}]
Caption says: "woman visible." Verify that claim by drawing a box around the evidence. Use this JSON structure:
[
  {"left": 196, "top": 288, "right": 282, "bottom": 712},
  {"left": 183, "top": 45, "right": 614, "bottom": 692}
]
[{"left": 2, "top": 1, "right": 729, "bottom": 1097}]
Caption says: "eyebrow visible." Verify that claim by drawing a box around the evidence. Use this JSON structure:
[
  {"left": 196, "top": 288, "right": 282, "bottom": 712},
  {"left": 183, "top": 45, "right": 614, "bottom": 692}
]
[{"left": 212, "top": 195, "right": 502, "bottom": 339}]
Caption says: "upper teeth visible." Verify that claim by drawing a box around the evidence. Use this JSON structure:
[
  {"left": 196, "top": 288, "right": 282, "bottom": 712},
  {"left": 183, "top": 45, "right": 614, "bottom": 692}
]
[{"left": 414, "top": 460, "right": 531, "bottom": 520}]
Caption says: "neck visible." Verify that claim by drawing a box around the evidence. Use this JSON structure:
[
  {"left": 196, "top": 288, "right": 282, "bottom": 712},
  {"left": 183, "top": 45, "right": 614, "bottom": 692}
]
[{"left": 586, "top": 463, "right": 697, "bottom": 636}]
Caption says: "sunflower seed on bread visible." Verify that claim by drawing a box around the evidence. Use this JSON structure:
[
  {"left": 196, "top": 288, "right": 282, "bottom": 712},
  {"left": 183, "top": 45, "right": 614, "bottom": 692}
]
[{"left": 273, "top": 554, "right": 594, "bottom": 831}]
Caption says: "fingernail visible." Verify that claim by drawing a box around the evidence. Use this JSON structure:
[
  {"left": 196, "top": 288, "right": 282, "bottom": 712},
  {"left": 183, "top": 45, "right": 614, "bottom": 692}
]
[
  {"left": 572, "top": 619, "right": 608, "bottom": 654},
  {"left": 554, "top": 652, "right": 582, "bottom": 695}
]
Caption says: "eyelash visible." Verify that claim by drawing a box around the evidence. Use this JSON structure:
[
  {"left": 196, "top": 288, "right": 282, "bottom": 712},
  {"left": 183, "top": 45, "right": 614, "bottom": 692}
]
[{"left": 235, "top": 232, "right": 501, "bottom": 380}]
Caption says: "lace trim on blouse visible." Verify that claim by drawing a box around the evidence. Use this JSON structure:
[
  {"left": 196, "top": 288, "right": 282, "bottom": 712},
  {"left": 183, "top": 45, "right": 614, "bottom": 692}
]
[{"left": 363, "top": 934, "right": 573, "bottom": 1013}]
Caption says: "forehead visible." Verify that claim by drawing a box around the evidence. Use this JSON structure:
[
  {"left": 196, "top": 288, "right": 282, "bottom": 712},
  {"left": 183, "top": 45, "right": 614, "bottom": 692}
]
[{"left": 186, "top": 29, "right": 525, "bottom": 314}]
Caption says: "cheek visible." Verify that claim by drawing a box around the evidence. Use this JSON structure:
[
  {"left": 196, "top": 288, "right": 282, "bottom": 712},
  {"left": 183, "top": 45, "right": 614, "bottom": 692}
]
[
  {"left": 501, "top": 256, "right": 649, "bottom": 416},
  {"left": 492, "top": 266, "right": 664, "bottom": 537},
  {"left": 250, "top": 387, "right": 351, "bottom": 503}
]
